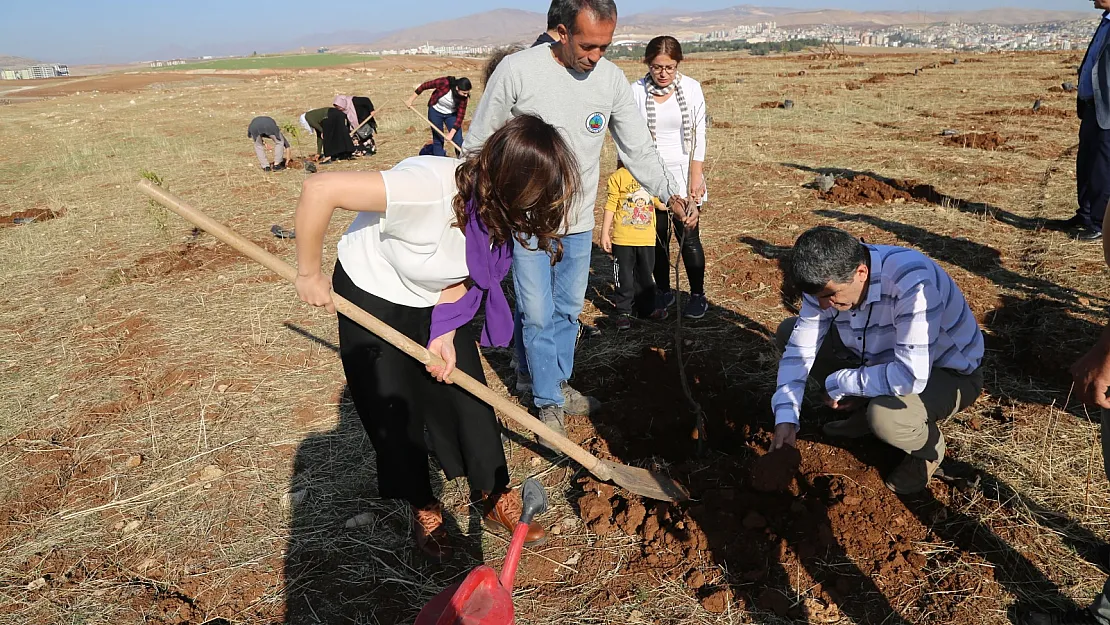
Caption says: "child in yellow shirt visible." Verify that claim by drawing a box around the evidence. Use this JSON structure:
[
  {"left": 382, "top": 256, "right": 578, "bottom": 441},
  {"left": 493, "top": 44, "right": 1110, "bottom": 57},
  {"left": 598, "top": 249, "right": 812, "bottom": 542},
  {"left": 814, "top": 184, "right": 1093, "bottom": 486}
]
[{"left": 601, "top": 162, "right": 668, "bottom": 330}]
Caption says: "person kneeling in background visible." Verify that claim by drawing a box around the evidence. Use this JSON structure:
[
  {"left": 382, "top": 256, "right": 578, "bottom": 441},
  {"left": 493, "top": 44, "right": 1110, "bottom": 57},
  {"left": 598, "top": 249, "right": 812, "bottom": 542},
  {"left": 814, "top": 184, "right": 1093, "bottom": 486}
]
[
  {"left": 247, "top": 116, "right": 289, "bottom": 172},
  {"left": 770, "top": 226, "right": 984, "bottom": 494},
  {"left": 601, "top": 160, "right": 668, "bottom": 330}
]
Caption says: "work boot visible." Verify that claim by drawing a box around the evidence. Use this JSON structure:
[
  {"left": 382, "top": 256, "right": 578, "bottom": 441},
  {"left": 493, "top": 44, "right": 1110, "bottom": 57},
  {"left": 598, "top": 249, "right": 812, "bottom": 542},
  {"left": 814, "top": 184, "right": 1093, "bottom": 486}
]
[
  {"left": 561, "top": 382, "right": 601, "bottom": 416},
  {"left": 482, "top": 488, "right": 547, "bottom": 546},
  {"left": 822, "top": 410, "right": 872, "bottom": 438},
  {"left": 884, "top": 444, "right": 945, "bottom": 495},
  {"left": 537, "top": 405, "right": 566, "bottom": 452},
  {"left": 411, "top": 501, "right": 453, "bottom": 563}
]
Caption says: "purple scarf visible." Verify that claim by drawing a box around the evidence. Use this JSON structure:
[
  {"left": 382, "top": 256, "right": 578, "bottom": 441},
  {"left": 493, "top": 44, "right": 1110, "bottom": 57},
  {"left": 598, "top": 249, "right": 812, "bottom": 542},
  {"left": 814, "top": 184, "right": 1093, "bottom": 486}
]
[{"left": 428, "top": 197, "right": 514, "bottom": 348}]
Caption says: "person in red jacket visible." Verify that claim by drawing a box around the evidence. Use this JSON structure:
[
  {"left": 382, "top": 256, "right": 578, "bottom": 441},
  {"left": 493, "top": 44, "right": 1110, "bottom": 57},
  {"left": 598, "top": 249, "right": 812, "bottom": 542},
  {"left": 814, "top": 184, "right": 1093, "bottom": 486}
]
[{"left": 407, "top": 76, "right": 471, "bottom": 156}]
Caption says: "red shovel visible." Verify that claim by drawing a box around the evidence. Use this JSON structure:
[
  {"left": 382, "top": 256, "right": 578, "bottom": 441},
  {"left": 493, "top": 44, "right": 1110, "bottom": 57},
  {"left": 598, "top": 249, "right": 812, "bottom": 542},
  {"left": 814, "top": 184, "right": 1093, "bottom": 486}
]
[{"left": 414, "top": 478, "right": 548, "bottom": 625}]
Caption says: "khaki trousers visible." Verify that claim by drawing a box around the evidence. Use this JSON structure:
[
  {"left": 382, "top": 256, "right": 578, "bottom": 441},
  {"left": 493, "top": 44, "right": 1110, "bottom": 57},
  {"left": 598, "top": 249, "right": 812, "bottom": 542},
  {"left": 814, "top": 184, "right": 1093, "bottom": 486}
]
[{"left": 776, "top": 318, "right": 983, "bottom": 462}]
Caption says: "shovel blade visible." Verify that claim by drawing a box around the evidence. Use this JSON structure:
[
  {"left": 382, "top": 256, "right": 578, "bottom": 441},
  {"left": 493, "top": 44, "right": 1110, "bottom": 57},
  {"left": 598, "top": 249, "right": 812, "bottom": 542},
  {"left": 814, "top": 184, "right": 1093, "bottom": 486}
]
[{"left": 602, "top": 460, "right": 690, "bottom": 502}]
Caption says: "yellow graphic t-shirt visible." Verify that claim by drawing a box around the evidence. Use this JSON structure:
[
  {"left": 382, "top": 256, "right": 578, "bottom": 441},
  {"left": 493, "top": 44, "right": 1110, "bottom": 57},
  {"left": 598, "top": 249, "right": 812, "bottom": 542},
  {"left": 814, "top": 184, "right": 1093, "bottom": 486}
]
[{"left": 604, "top": 168, "right": 662, "bottom": 247}]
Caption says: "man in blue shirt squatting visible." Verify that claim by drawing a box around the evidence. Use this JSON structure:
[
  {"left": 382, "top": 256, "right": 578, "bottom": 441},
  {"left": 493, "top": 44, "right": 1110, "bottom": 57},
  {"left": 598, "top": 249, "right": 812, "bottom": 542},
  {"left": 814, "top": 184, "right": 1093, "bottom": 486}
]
[{"left": 770, "top": 226, "right": 985, "bottom": 494}]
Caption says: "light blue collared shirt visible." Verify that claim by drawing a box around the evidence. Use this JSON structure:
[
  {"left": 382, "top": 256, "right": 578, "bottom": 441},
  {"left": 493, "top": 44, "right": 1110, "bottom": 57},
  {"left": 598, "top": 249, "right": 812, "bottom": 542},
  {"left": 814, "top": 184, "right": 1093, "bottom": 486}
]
[
  {"left": 772, "top": 245, "right": 984, "bottom": 427},
  {"left": 1080, "top": 12, "right": 1110, "bottom": 100}
]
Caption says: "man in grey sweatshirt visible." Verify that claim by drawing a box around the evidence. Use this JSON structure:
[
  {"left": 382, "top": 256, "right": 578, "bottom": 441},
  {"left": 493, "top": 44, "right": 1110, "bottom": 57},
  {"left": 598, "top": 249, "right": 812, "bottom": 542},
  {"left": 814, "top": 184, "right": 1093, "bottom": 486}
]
[{"left": 466, "top": 0, "right": 691, "bottom": 448}]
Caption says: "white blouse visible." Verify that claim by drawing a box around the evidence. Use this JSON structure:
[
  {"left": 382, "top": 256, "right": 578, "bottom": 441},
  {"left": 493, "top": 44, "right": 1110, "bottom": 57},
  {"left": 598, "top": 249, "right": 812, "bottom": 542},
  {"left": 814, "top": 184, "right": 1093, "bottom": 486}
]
[
  {"left": 336, "top": 156, "right": 467, "bottom": 308},
  {"left": 630, "top": 75, "right": 708, "bottom": 198}
]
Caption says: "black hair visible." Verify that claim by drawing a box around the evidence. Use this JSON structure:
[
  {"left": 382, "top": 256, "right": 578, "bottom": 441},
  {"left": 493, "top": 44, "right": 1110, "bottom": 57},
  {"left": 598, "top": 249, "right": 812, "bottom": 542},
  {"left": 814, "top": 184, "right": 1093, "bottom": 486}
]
[
  {"left": 788, "top": 226, "right": 868, "bottom": 295},
  {"left": 552, "top": 0, "right": 617, "bottom": 34},
  {"left": 449, "top": 76, "right": 472, "bottom": 97},
  {"left": 546, "top": 1, "right": 562, "bottom": 30}
]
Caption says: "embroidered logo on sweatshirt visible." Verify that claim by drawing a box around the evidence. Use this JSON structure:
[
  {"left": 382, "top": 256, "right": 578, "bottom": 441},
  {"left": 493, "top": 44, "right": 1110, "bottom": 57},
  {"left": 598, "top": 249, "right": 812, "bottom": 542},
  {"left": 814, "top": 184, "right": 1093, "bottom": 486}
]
[{"left": 585, "top": 112, "right": 605, "bottom": 133}]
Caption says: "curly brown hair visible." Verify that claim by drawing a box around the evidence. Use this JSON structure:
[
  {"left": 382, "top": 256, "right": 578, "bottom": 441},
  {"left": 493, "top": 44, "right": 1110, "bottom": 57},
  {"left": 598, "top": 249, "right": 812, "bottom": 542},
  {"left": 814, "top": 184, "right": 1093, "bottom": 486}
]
[{"left": 453, "top": 114, "right": 579, "bottom": 264}]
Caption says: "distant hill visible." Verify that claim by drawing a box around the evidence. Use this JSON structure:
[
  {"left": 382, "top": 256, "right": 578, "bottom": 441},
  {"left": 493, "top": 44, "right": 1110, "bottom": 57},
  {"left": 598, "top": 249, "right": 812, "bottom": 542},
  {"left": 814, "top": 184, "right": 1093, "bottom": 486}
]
[
  {"left": 365, "top": 9, "right": 544, "bottom": 49},
  {"left": 0, "top": 55, "right": 45, "bottom": 69},
  {"left": 348, "top": 5, "right": 1092, "bottom": 50}
]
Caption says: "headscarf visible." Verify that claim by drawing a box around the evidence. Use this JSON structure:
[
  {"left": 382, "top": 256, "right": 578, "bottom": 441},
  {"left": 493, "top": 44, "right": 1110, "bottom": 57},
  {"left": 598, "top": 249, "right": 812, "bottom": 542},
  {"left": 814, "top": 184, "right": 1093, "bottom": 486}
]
[
  {"left": 428, "top": 196, "right": 513, "bottom": 348},
  {"left": 332, "top": 95, "right": 359, "bottom": 129}
]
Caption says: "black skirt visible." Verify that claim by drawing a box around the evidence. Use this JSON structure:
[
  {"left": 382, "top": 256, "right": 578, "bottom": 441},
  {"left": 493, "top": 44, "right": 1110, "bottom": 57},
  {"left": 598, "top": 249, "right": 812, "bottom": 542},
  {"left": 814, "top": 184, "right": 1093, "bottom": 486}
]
[{"left": 332, "top": 261, "right": 509, "bottom": 507}]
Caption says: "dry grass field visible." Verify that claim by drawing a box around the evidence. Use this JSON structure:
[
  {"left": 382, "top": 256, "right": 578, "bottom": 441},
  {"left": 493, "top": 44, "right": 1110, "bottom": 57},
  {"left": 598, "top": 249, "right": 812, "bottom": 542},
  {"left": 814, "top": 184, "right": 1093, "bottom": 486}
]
[{"left": 1, "top": 49, "right": 1108, "bottom": 625}]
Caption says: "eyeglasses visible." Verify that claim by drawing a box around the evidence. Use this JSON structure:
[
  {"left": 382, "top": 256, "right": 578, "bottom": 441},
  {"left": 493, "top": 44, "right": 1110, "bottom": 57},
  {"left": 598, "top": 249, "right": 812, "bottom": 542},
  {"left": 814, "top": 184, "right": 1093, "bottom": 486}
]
[{"left": 649, "top": 64, "right": 678, "bottom": 74}]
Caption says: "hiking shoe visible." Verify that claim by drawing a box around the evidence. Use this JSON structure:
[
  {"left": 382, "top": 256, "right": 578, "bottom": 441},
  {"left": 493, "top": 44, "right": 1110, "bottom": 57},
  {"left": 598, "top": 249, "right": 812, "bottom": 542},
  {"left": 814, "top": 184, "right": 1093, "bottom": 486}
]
[
  {"left": 537, "top": 405, "right": 567, "bottom": 452},
  {"left": 649, "top": 307, "right": 669, "bottom": 321},
  {"left": 411, "top": 501, "right": 453, "bottom": 563},
  {"left": 1019, "top": 607, "right": 1102, "bottom": 625},
  {"left": 822, "top": 411, "right": 871, "bottom": 438},
  {"left": 481, "top": 488, "right": 547, "bottom": 546},
  {"left": 561, "top": 382, "right": 601, "bottom": 416},
  {"left": 615, "top": 314, "right": 632, "bottom": 331},
  {"left": 884, "top": 454, "right": 943, "bottom": 494},
  {"left": 657, "top": 290, "right": 676, "bottom": 310},
  {"left": 683, "top": 294, "right": 709, "bottom": 319}
]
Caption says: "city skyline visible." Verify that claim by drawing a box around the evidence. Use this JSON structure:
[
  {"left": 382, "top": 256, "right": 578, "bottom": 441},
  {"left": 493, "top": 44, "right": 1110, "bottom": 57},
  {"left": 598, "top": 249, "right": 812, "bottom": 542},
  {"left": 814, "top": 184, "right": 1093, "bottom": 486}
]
[{"left": 0, "top": 1, "right": 1093, "bottom": 65}]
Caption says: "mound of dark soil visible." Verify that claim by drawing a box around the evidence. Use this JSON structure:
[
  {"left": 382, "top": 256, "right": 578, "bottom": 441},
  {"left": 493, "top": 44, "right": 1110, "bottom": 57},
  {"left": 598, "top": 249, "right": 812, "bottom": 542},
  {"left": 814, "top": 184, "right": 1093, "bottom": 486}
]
[
  {"left": 821, "top": 175, "right": 914, "bottom": 205},
  {"left": 1, "top": 207, "right": 63, "bottom": 227},
  {"left": 944, "top": 132, "right": 1008, "bottom": 150}
]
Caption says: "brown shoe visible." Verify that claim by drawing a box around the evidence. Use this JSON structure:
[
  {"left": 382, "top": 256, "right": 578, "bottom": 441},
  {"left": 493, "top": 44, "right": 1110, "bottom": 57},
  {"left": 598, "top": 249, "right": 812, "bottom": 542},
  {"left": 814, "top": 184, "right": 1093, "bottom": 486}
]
[
  {"left": 411, "top": 502, "right": 453, "bottom": 563},
  {"left": 483, "top": 489, "right": 547, "bottom": 547},
  {"left": 884, "top": 455, "right": 942, "bottom": 494},
  {"left": 885, "top": 434, "right": 946, "bottom": 494}
]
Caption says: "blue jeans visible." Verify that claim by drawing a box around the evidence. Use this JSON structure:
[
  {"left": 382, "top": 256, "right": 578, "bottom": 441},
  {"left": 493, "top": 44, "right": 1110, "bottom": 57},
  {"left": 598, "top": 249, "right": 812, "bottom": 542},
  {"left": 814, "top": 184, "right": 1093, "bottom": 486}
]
[
  {"left": 427, "top": 107, "right": 463, "bottom": 157},
  {"left": 512, "top": 231, "right": 592, "bottom": 408}
]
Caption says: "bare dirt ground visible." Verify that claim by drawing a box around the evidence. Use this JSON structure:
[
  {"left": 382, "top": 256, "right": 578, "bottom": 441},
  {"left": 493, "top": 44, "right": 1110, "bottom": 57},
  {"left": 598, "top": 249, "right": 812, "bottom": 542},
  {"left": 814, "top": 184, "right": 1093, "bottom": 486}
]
[{"left": 1, "top": 50, "right": 1107, "bottom": 625}]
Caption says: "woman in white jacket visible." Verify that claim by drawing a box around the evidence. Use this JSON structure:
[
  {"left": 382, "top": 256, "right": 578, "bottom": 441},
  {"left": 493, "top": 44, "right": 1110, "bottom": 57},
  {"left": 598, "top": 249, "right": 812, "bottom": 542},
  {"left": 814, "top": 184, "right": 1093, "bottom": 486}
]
[{"left": 630, "top": 36, "right": 709, "bottom": 320}]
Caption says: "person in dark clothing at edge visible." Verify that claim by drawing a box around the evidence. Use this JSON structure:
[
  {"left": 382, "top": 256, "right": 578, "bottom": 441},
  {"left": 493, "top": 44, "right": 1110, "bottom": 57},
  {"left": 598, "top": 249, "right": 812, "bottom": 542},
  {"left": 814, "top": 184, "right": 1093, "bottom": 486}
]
[
  {"left": 1046, "top": 0, "right": 1110, "bottom": 242},
  {"left": 533, "top": 1, "right": 562, "bottom": 47},
  {"left": 406, "top": 76, "right": 471, "bottom": 157}
]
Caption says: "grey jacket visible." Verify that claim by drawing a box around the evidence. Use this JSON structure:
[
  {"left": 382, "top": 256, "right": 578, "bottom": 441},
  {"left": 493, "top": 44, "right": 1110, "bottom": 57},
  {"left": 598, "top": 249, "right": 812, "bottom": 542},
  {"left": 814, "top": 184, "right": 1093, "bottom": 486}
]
[{"left": 1079, "top": 13, "right": 1110, "bottom": 130}]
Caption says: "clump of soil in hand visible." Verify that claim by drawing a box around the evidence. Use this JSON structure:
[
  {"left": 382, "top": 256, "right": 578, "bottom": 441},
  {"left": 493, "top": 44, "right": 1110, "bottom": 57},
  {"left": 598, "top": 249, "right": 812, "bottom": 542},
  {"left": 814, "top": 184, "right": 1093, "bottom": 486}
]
[{"left": 751, "top": 445, "right": 802, "bottom": 492}]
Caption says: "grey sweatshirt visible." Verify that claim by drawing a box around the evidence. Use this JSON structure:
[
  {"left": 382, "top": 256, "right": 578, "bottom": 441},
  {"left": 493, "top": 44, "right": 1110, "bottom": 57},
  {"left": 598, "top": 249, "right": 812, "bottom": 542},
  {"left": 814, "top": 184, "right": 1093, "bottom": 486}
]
[{"left": 466, "top": 44, "right": 681, "bottom": 235}]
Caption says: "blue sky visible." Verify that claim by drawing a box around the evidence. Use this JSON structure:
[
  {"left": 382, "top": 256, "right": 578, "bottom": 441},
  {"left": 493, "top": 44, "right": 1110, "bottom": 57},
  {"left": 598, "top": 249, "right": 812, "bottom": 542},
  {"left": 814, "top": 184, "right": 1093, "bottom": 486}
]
[{"left": 0, "top": 0, "right": 1090, "bottom": 64}]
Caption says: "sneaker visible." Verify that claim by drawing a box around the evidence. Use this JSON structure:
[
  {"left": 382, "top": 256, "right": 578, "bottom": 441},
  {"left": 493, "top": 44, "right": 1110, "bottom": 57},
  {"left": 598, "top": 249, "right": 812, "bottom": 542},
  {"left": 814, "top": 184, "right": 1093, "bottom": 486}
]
[
  {"left": 821, "top": 411, "right": 871, "bottom": 438},
  {"left": 683, "top": 294, "right": 709, "bottom": 319},
  {"left": 884, "top": 454, "right": 943, "bottom": 494},
  {"left": 1018, "top": 607, "right": 1102, "bottom": 625},
  {"left": 481, "top": 489, "right": 547, "bottom": 546},
  {"left": 261, "top": 165, "right": 273, "bottom": 172},
  {"left": 272, "top": 161, "right": 287, "bottom": 172},
  {"left": 561, "top": 382, "right": 601, "bottom": 416},
  {"left": 657, "top": 290, "right": 676, "bottom": 310},
  {"left": 1074, "top": 227, "right": 1103, "bottom": 242},
  {"left": 615, "top": 314, "right": 632, "bottom": 331},
  {"left": 411, "top": 501, "right": 453, "bottom": 563},
  {"left": 648, "top": 307, "right": 669, "bottom": 321},
  {"left": 537, "top": 405, "right": 566, "bottom": 452}
]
